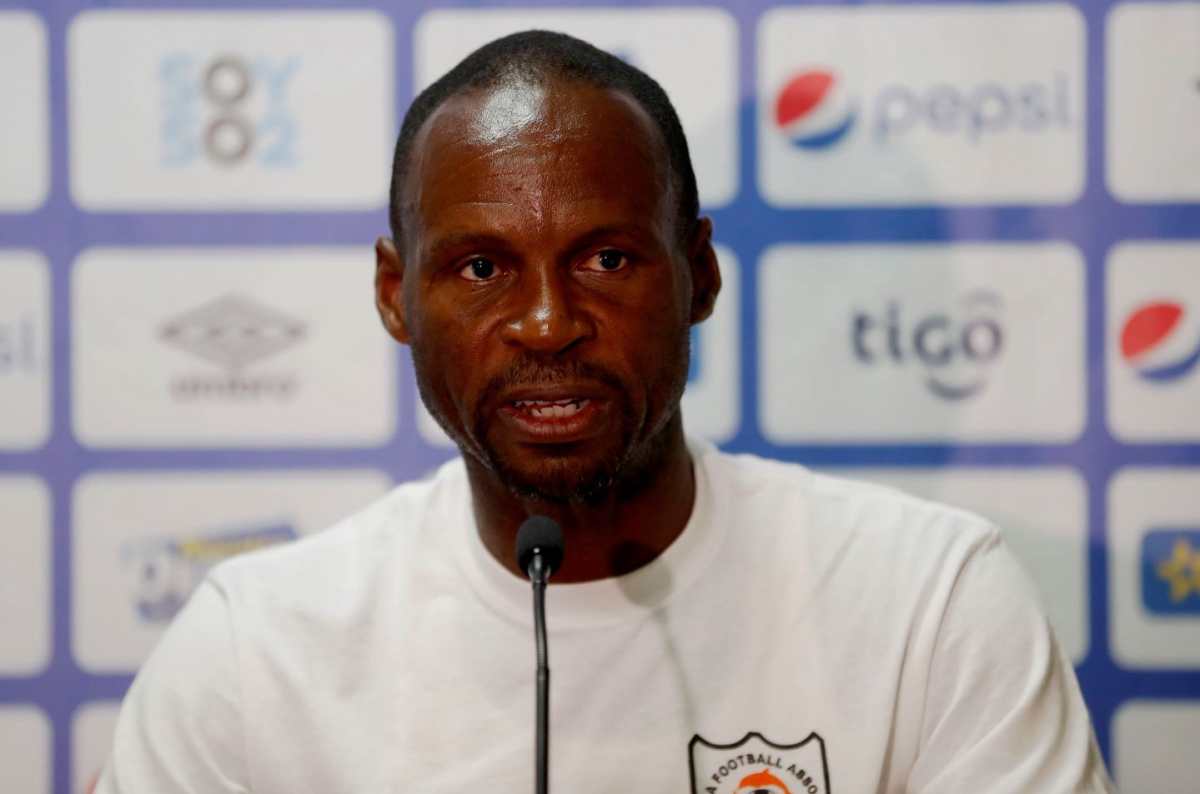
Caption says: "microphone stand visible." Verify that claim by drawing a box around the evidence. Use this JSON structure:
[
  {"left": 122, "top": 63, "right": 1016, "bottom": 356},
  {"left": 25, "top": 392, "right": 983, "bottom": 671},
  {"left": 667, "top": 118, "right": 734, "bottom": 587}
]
[
  {"left": 529, "top": 553, "right": 551, "bottom": 794},
  {"left": 516, "top": 515, "right": 562, "bottom": 794}
]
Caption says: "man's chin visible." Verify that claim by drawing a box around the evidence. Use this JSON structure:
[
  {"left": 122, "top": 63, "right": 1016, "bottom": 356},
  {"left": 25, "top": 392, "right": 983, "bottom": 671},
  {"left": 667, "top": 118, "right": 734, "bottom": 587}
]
[{"left": 488, "top": 446, "right": 619, "bottom": 505}]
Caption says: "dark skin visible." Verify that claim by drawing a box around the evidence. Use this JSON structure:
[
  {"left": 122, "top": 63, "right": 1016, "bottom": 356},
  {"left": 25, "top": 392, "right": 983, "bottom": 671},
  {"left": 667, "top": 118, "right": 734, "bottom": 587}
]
[{"left": 375, "top": 77, "right": 720, "bottom": 583}]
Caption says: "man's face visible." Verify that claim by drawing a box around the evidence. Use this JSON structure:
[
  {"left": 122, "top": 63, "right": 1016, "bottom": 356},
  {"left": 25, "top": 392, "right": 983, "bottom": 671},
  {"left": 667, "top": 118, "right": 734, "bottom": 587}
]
[{"left": 379, "top": 77, "right": 716, "bottom": 503}]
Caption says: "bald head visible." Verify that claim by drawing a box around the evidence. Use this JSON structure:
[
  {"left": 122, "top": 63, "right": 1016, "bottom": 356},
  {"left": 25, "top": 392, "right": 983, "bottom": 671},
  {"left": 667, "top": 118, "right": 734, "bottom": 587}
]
[{"left": 388, "top": 30, "right": 698, "bottom": 244}]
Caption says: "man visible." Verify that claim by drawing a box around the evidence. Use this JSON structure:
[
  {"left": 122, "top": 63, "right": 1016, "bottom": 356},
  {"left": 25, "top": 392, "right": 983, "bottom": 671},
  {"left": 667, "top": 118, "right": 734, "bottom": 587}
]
[{"left": 97, "top": 31, "right": 1115, "bottom": 793}]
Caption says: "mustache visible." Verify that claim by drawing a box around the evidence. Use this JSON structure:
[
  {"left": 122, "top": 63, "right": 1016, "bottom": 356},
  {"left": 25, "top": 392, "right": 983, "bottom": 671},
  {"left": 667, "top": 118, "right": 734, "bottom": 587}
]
[{"left": 478, "top": 358, "right": 626, "bottom": 409}]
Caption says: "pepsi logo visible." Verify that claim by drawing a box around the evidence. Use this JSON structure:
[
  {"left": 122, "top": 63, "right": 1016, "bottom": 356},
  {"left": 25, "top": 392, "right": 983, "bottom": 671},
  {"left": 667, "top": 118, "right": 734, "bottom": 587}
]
[
  {"left": 774, "top": 70, "right": 857, "bottom": 150},
  {"left": 1120, "top": 301, "right": 1200, "bottom": 382}
]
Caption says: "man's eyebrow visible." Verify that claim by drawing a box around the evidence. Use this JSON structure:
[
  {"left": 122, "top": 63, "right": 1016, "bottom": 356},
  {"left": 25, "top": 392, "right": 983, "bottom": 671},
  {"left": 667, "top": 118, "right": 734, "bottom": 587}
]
[
  {"left": 561, "top": 224, "right": 658, "bottom": 256},
  {"left": 422, "top": 224, "right": 659, "bottom": 263},
  {"left": 422, "top": 231, "right": 517, "bottom": 261}
]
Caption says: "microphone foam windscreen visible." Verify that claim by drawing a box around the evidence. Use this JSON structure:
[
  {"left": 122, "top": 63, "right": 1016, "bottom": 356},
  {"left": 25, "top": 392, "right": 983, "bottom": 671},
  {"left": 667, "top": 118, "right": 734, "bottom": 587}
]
[{"left": 515, "top": 515, "right": 565, "bottom": 577}]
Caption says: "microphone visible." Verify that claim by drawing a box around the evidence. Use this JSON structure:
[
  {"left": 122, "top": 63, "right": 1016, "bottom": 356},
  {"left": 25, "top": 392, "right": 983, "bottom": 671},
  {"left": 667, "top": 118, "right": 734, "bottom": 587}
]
[{"left": 515, "top": 516, "right": 564, "bottom": 794}]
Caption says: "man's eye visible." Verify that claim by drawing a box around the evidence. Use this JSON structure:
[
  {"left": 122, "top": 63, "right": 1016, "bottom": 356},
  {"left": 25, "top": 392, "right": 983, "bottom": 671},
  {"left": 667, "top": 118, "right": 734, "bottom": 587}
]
[
  {"left": 582, "top": 250, "right": 628, "bottom": 272},
  {"left": 460, "top": 257, "right": 498, "bottom": 281}
]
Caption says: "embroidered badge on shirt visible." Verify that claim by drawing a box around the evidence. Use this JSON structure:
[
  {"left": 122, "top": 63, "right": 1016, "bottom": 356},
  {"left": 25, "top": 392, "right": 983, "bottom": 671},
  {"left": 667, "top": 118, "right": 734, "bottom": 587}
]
[{"left": 689, "top": 732, "right": 832, "bottom": 794}]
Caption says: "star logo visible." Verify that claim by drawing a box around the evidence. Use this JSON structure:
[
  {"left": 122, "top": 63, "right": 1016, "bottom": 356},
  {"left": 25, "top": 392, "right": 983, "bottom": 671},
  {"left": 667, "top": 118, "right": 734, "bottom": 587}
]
[
  {"left": 1157, "top": 537, "right": 1200, "bottom": 603},
  {"left": 1142, "top": 529, "right": 1200, "bottom": 615}
]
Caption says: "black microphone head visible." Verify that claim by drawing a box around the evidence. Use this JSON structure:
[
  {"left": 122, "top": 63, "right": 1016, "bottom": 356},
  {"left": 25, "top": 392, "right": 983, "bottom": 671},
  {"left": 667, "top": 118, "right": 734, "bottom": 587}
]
[{"left": 515, "top": 515, "right": 564, "bottom": 578}]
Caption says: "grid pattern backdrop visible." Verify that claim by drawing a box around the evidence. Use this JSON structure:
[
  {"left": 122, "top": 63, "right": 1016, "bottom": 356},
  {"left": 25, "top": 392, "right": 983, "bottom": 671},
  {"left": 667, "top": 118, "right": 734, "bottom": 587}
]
[{"left": 1, "top": 1, "right": 1199, "bottom": 791}]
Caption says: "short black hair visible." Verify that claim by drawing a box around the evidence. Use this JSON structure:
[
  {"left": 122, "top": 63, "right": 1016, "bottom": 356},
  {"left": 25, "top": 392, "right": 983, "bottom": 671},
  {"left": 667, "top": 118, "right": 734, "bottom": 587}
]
[{"left": 388, "top": 30, "right": 699, "bottom": 244}]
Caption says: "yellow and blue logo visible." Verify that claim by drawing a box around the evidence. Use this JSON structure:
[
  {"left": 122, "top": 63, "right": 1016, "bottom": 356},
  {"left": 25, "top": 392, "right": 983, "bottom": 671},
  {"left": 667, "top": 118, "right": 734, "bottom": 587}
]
[{"left": 1142, "top": 529, "right": 1200, "bottom": 614}]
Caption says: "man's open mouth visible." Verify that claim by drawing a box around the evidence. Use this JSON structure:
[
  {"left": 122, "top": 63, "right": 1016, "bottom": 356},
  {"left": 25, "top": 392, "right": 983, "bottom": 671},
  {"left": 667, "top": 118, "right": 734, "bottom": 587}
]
[{"left": 511, "top": 398, "right": 591, "bottom": 419}]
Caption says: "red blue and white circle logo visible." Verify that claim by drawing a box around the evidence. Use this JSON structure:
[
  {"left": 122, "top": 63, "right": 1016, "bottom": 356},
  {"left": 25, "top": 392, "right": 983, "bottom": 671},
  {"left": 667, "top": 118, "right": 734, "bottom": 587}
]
[
  {"left": 774, "top": 70, "right": 857, "bottom": 150},
  {"left": 1120, "top": 301, "right": 1200, "bottom": 382}
]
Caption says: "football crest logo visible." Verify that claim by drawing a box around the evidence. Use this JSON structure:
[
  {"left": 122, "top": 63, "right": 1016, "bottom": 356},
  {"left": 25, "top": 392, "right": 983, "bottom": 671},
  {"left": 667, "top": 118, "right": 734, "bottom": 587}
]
[{"left": 689, "top": 732, "right": 831, "bottom": 794}]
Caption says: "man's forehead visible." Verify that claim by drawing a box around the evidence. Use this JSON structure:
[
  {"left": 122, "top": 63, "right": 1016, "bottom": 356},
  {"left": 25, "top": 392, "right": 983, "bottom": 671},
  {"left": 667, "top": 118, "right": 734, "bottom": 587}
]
[{"left": 401, "top": 77, "right": 673, "bottom": 233}]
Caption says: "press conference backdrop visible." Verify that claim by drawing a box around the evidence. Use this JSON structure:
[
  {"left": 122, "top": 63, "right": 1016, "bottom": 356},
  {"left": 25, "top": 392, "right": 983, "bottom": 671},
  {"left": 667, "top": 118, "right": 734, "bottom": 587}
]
[{"left": 1, "top": 0, "right": 1197, "bottom": 790}]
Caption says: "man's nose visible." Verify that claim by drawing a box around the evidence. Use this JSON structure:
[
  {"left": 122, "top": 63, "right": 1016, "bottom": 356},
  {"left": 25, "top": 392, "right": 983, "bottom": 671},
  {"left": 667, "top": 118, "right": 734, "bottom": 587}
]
[{"left": 500, "top": 266, "right": 593, "bottom": 354}]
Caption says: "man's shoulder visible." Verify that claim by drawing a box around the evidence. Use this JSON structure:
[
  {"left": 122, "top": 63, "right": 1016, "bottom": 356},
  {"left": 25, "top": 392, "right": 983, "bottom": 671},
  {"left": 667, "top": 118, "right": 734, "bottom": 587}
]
[
  {"left": 206, "top": 457, "right": 468, "bottom": 601},
  {"left": 706, "top": 445, "right": 999, "bottom": 557}
]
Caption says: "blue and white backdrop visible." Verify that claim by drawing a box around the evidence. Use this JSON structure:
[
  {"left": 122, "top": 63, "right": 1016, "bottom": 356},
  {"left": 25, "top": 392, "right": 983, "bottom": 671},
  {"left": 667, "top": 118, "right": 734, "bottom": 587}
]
[{"left": 1, "top": 1, "right": 1198, "bottom": 791}]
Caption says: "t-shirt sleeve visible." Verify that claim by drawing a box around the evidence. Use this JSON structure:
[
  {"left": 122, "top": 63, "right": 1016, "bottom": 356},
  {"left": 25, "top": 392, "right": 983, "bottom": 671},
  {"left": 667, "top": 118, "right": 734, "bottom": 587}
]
[
  {"left": 93, "top": 578, "right": 250, "bottom": 794},
  {"left": 907, "top": 530, "right": 1116, "bottom": 793}
]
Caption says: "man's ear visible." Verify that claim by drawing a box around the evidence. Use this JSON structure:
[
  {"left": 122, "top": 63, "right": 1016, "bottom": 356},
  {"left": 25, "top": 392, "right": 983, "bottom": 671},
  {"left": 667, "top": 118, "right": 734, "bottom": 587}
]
[
  {"left": 374, "top": 236, "right": 410, "bottom": 344},
  {"left": 686, "top": 217, "right": 721, "bottom": 325}
]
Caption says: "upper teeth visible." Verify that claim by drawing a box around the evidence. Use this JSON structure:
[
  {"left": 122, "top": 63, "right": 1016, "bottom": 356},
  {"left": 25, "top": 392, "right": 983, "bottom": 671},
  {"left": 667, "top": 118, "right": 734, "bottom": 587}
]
[{"left": 514, "top": 398, "right": 588, "bottom": 418}]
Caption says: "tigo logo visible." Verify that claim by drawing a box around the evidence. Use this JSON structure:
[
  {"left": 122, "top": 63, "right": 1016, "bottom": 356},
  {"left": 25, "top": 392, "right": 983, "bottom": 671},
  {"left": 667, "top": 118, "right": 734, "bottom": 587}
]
[
  {"left": 1142, "top": 529, "right": 1200, "bottom": 615},
  {"left": 774, "top": 70, "right": 856, "bottom": 150},
  {"left": 852, "top": 291, "right": 1004, "bottom": 401},
  {"left": 759, "top": 243, "right": 1084, "bottom": 443},
  {"left": 1120, "top": 301, "right": 1200, "bottom": 383}
]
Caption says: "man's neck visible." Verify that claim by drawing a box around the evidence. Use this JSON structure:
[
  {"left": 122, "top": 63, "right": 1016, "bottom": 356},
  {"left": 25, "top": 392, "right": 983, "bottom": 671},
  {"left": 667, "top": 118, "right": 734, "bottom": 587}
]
[{"left": 465, "top": 421, "right": 696, "bottom": 583}]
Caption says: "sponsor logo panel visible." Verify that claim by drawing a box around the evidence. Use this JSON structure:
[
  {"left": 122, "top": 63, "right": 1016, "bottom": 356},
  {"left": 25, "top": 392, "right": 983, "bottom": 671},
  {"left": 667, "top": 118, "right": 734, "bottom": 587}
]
[
  {"left": 71, "top": 247, "right": 396, "bottom": 447},
  {"left": 0, "top": 13, "right": 49, "bottom": 211},
  {"left": 1142, "top": 529, "right": 1200, "bottom": 615},
  {"left": 68, "top": 11, "right": 392, "bottom": 209},
  {"left": 1113, "top": 701, "right": 1200, "bottom": 792},
  {"left": 1107, "top": 3, "right": 1200, "bottom": 201},
  {"left": 1109, "top": 468, "right": 1200, "bottom": 667},
  {"left": 836, "top": 467, "right": 1088, "bottom": 663},
  {"left": 0, "top": 251, "right": 51, "bottom": 450},
  {"left": 73, "top": 703, "right": 120, "bottom": 794},
  {"left": 415, "top": 8, "right": 738, "bottom": 207},
  {"left": 757, "top": 5, "right": 1085, "bottom": 205},
  {"left": 759, "top": 243, "right": 1085, "bottom": 442},
  {"left": 0, "top": 476, "right": 51, "bottom": 675},
  {"left": 0, "top": 706, "right": 51, "bottom": 794},
  {"left": 72, "top": 469, "right": 392, "bottom": 673},
  {"left": 416, "top": 245, "right": 741, "bottom": 446},
  {"left": 1107, "top": 243, "right": 1200, "bottom": 440}
]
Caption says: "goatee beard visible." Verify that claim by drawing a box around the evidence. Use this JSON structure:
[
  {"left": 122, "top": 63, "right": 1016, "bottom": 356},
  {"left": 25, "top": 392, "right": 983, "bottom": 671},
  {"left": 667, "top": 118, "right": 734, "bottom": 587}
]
[{"left": 480, "top": 410, "right": 677, "bottom": 506}]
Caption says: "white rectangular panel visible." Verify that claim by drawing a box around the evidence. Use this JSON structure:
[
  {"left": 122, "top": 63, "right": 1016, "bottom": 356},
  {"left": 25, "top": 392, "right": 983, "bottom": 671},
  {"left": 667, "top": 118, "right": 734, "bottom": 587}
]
[
  {"left": 0, "top": 251, "right": 51, "bottom": 450},
  {"left": 0, "top": 707, "right": 51, "bottom": 794},
  {"left": 760, "top": 243, "right": 1086, "bottom": 442},
  {"left": 72, "top": 247, "right": 397, "bottom": 447},
  {"left": 1107, "top": 242, "right": 1200, "bottom": 441},
  {"left": 1107, "top": 3, "right": 1200, "bottom": 202},
  {"left": 758, "top": 5, "right": 1085, "bottom": 205},
  {"left": 0, "top": 12, "right": 49, "bottom": 211},
  {"left": 69, "top": 11, "right": 393, "bottom": 210},
  {"left": 0, "top": 477, "right": 51, "bottom": 675},
  {"left": 1114, "top": 701, "right": 1200, "bottom": 791},
  {"left": 1109, "top": 468, "right": 1200, "bottom": 668}
]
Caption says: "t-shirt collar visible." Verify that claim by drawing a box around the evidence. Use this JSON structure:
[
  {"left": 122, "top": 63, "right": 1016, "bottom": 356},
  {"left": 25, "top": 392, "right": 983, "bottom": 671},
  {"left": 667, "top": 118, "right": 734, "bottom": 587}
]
[{"left": 450, "top": 437, "right": 726, "bottom": 631}]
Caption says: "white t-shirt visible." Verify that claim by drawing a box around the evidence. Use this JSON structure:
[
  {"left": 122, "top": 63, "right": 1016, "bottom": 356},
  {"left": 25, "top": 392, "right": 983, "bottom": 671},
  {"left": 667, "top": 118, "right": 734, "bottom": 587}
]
[{"left": 96, "top": 441, "right": 1115, "bottom": 793}]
